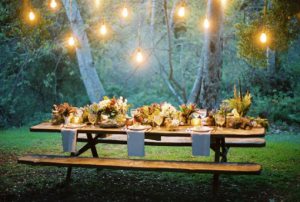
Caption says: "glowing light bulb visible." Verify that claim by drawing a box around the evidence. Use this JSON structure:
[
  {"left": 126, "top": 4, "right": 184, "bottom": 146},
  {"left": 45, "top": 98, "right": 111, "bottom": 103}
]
[
  {"left": 178, "top": 6, "right": 185, "bottom": 17},
  {"left": 221, "top": 0, "right": 226, "bottom": 7},
  {"left": 50, "top": 0, "right": 57, "bottom": 9},
  {"left": 136, "top": 49, "right": 144, "bottom": 63},
  {"left": 260, "top": 32, "right": 267, "bottom": 43},
  {"left": 122, "top": 7, "right": 128, "bottom": 18},
  {"left": 68, "top": 36, "right": 75, "bottom": 47},
  {"left": 100, "top": 24, "right": 107, "bottom": 36},
  {"left": 95, "top": 0, "right": 101, "bottom": 8},
  {"left": 28, "top": 11, "right": 35, "bottom": 21},
  {"left": 204, "top": 18, "right": 209, "bottom": 29}
]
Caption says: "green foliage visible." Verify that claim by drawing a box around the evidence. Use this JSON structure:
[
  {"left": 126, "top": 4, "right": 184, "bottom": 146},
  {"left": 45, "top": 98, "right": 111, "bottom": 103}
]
[
  {"left": 0, "top": 0, "right": 300, "bottom": 128},
  {"left": 235, "top": 0, "right": 300, "bottom": 67},
  {"left": 0, "top": 1, "right": 88, "bottom": 127},
  {"left": 250, "top": 89, "right": 300, "bottom": 124}
]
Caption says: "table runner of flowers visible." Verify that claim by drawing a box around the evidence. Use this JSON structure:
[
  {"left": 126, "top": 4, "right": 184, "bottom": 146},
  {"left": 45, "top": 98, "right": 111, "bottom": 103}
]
[{"left": 51, "top": 88, "right": 268, "bottom": 130}]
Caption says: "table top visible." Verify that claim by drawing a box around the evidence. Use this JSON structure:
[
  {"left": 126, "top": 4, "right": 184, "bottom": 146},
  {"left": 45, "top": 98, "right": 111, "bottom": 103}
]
[{"left": 30, "top": 122, "right": 266, "bottom": 138}]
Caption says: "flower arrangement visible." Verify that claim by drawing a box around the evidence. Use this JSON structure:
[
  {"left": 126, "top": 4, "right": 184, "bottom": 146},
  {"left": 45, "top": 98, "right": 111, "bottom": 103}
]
[
  {"left": 215, "top": 85, "right": 268, "bottom": 129},
  {"left": 50, "top": 96, "right": 130, "bottom": 126},
  {"left": 55, "top": 103, "right": 77, "bottom": 117},
  {"left": 98, "top": 96, "right": 129, "bottom": 119},
  {"left": 51, "top": 103, "right": 77, "bottom": 125},
  {"left": 224, "top": 85, "right": 252, "bottom": 117},
  {"left": 133, "top": 103, "right": 161, "bottom": 125},
  {"left": 134, "top": 102, "right": 180, "bottom": 127},
  {"left": 179, "top": 103, "right": 197, "bottom": 124}
]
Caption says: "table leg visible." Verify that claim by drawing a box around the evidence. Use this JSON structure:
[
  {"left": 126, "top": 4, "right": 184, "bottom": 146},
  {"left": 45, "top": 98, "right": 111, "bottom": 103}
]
[
  {"left": 213, "top": 138, "right": 221, "bottom": 193},
  {"left": 75, "top": 134, "right": 99, "bottom": 156},
  {"left": 220, "top": 138, "right": 228, "bottom": 162},
  {"left": 66, "top": 152, "right": 75, "bottom": 184},
  {"left": 86, "top": 133, "right": 99, "bottom": 158},
  {"left": 65, "top": 133, "right": 100, "bottom": 184}
]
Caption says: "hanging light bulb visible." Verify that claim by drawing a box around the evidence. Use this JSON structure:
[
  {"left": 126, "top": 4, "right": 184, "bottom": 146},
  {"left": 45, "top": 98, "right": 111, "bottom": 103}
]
[
  {"left": 122, "top": 7, "right": 129, "bottom": 18},
  {"left": 178, "top": 5, "right": 185, "bottom": 17},
  {"left": 50, "top": 0, "right": 57, "bottom": 9},
  {"left": 260, "top": 32, "right": 267, "bottom": 43},
  {"left": 221, "top": 0, "right": 226, "bottom": 7},
  {"left": 135, "top": 48, "right": 144, "bottom": 63},
  {"left": 68, "top": 36, "right": 76, "bottom": 47},
  {"left": 204, "top": 18, "right": 209, "bottom": 29},
  {"left": 99, "top": 23, "right": 107, "bottom": 36},
  {"left": 28, "top": 10, "right": 36, "bottom": 21},
  {"left": 95, "top": 0, "right": 101, "bottom": 8}
]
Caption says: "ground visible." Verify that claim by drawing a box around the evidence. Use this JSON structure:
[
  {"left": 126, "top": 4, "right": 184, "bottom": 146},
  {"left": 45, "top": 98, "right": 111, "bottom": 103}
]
[{"left": 0, "top": 127, "right": 300, "bottom": 201}]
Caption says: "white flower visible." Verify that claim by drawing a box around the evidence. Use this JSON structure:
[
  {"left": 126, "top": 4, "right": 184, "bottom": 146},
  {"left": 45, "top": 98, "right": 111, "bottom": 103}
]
[
  {"left": 161, "top": 102, "right": 177, "bottom": 118},
  {"left": 98, "top": 99, "right": 110, "bottom": 110}
]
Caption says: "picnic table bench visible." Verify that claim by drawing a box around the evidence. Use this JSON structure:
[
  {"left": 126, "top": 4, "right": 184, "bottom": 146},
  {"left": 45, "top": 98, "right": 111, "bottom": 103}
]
[{"left": 18, "top": 122, "right": 266, "bottom": 191}]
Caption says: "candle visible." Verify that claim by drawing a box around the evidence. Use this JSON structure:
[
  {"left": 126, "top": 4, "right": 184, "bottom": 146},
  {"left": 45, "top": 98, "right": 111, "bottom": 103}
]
[
  {"left": 191, "top": 118, "right": 201, "bottom": 126},
  {"left": 73, "top": 117, "right": 80, "bottom": 124}
]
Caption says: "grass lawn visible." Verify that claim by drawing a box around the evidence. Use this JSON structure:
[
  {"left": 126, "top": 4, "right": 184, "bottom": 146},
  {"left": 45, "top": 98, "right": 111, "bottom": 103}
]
[{"left": 0, "top": 127, "right": 300, "bottom": 201}]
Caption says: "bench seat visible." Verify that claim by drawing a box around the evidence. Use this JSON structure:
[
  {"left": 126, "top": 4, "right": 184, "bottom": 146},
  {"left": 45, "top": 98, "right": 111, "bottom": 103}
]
[
  {"left": 77, "top": 134, "right": 266, "bottom": 147},
  {"left": 18, "top": 155, "right": 261, "bottom": 175}
]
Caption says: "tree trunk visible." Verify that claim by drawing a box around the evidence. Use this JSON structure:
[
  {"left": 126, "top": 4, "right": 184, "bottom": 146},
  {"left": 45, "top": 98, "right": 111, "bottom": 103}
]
[
  {"left": 150, "top": 0, "right": 156, "bottom": 37},
  {"left": 199, "top": 0, "right": 224, "bottom": 110},
  {"left": 62, "top": 0, "right": 105, "bottom": 103},
  {"left": 267, "top": 48, "right": 276, "bottom": 73},
  {"left": 187, "top": 48, "right": 204, "bottom": 104}
]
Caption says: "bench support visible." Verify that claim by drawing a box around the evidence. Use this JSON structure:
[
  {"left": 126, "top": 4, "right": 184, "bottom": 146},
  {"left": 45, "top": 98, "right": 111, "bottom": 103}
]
[{"left": 66, "top": 133, "right": 100, "bottom": 183}]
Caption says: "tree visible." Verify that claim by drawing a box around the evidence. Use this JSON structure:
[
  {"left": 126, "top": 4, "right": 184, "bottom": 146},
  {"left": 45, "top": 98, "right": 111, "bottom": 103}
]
[
  {"left": 61, "top": 0, "right": 105, "bottom": 103},
  {"left": 198, "top": 0, "right": 224, "bottom": 109}
]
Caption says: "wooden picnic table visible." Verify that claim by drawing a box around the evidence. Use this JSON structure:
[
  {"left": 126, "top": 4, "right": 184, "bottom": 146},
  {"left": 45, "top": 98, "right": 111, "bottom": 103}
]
[
  {"left": 30, "top": 122, "right": 265, "bottom": 138},
  {"left": 19, "top": 122, "right": 266, "bottom": 190}
]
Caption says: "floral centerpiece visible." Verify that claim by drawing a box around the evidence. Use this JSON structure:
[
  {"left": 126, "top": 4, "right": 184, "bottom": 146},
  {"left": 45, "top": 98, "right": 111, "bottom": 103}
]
[
  {"left": 97, "top": 96, "right": 130, "bottom": 127},
  {"left": 134, "top": 102, "right": 180, "bottom": 129},
  {"left": 51, "top": 103, "right": 76, "bottom": 125},
  {"left": 215, "top": 85, "right": 268, "bottom": 129},
  {"left": 133, "top": 103, "right": 161, "bottom": 125},
  {"left": 179, "top": 103, "right": 197, "bottom": 125}
]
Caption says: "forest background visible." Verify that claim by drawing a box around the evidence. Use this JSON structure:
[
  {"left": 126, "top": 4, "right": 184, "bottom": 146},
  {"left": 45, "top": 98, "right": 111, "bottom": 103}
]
[{"left": 0, "top": 0, "right": 299, "bottom": 129}]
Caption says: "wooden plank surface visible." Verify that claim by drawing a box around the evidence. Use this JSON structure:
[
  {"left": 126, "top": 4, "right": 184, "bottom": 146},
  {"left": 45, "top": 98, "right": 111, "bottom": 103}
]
[
  {"left": 77, "top": 134, "right": 266, "bottom": 147},
  {"left": 18, "top": 155, "right": 262, "bottom": 174},
  {"left": 30, "top": 122, "right": 265, "bottom": 138}
]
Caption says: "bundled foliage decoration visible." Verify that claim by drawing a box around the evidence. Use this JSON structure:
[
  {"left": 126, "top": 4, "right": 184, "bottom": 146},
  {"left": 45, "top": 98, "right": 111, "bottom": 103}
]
[{"left": 224, "top": 85, "right": 252, "bottom": 117}]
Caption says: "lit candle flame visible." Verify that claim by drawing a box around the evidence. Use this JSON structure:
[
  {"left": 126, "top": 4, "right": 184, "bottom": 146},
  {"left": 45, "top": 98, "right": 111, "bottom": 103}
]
[
  {"left": 29, "top": 11, "right": 35, "bottom": 21},
  {"left": 122, "top": 7, "right": 128, "bottom": 18},
  {"left": 50, "top": 0, "right": 57, "bottom": 9},
  {"left": 100, "top": 24, "right": 107, "bottom": 35},
  {"left": 178, "top": 6, "right": 185, "bottom": 17},
  {"left": 204, "top": 18, "right": 209, "bottom": 29},
  {"left": 260, "top": 32, "right": 267, "bottom": 43}
]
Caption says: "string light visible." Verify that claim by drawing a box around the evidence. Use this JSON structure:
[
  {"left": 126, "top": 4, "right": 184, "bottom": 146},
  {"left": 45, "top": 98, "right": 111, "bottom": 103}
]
[
  {"left": 99, "top": 23, "right": 107, "bottom": 36},
  {"left": 135, "top": 48, "right": 144, "bottom": 63},
  {"left": 178, "top": 4, "right": 185, "bottom": 17},
  {"left": 95, "top": 0, "right": 101, "bottom": 8},
  {"left": 68, "top": 36, "right": 76, "bottom": 47},
  {"left": 122, "top": 6, "right": 129, "bottom": 18},
  {"left": 28, "top": 10, "right": 36, "bottom": 21},
  {"left": 50, "top": 0, "right": 57, "bottom": 9},
  {"left": 204, "top": 18, "right": 209, "bottom": 29},
  {"left": 221, "top": 0, "right": 226, "bottom": 7},
  {"left": 260, "top": 32, "right": 267, "bottom": 43}
]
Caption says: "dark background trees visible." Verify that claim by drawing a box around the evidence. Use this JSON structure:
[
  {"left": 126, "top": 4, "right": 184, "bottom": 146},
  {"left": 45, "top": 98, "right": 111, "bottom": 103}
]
[{"left": 0, "top": 0, "right": 299, "bottom": 128}]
